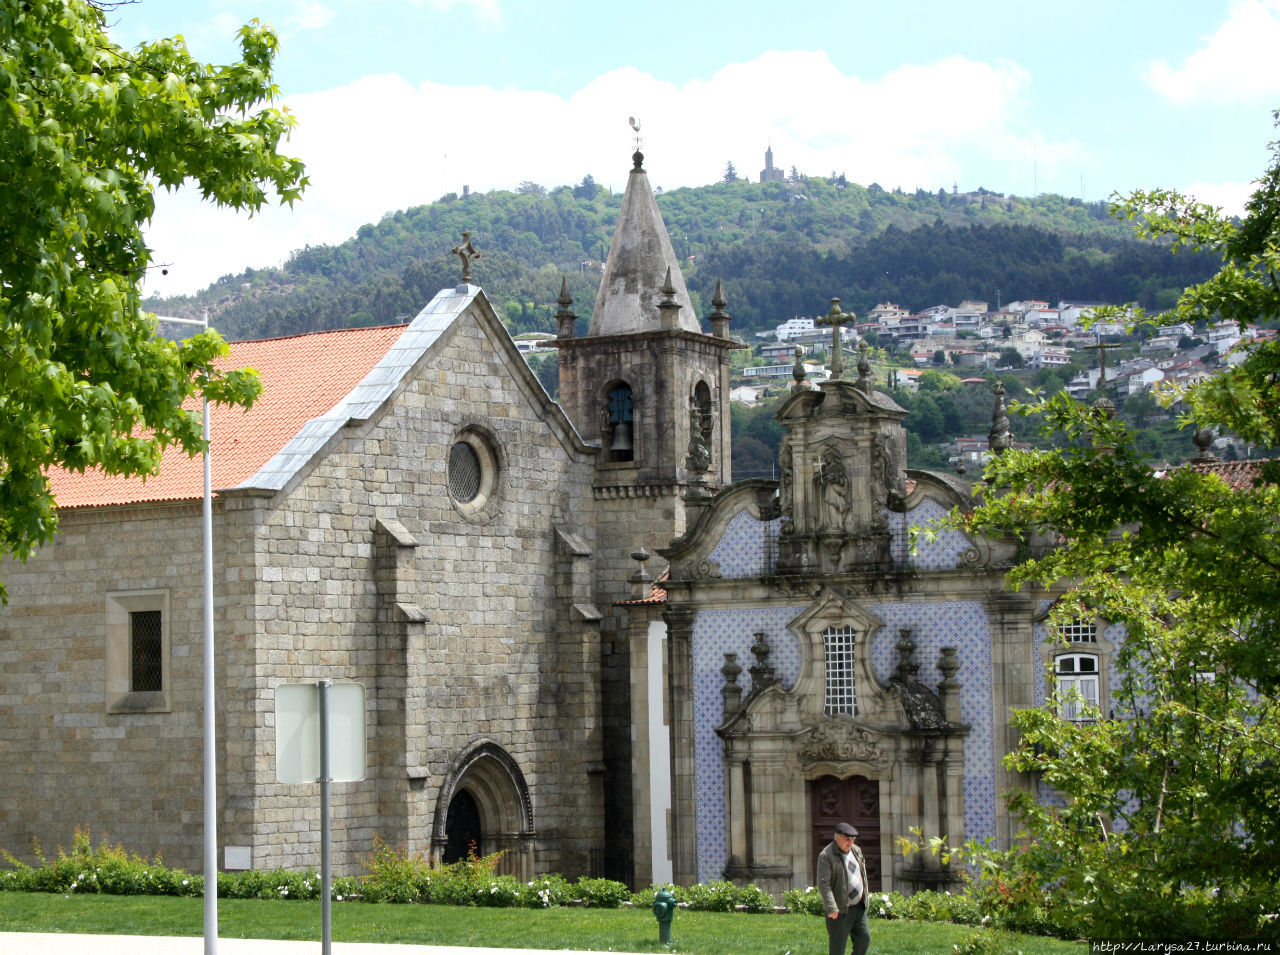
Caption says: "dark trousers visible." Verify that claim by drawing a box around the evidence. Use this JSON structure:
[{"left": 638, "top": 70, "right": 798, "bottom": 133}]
[{"left": 826, "top": 899, "right": 871, "bottom": 955}]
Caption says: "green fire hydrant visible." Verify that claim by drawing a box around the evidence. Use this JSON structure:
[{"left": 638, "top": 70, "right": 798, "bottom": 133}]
[{"left": 651, "top": 888, "right": 676, "bottom": 945}]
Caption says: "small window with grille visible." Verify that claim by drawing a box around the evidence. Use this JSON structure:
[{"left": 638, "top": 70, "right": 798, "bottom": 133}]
[
  {"left": 1058, "top": 620, "right": 1097, "bottom": 644},
  {"left": 823, "top": 624, "right": 858, "bottom": 716},
  {"left": 130, "top": 610, "right": 163, "bottom": 692},
  {"left": 107, "top": 590, "right": 170, "bottom": 713}
]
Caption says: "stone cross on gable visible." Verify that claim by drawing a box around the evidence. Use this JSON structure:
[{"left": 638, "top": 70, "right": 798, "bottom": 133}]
[
  {"left": 451, "top": 230, "right": 481, "bottom": 284},
  {"left": 818, "top": 298, "right": 854, "bottom": 379}
]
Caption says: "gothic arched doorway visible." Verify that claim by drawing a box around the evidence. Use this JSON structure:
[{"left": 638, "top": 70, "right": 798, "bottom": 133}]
[
  {"left": 443, "top": 789, "right": 483, "bottom": 863},
  {"left": 432, "top": 741, "right": 535, "bottom": 878},
  {"left": 809, "top": 774, "right": 881, "bottom": 890}
]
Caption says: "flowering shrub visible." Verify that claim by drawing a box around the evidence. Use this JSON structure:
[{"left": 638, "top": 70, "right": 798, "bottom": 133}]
[{"left": 783, "top": 885, "right": 825, "bottom": 916}]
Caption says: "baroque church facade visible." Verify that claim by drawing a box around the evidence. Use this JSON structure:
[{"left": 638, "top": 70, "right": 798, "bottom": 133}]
[{"left": 0, "top": 150, "right": 1075, "bottom": 892}]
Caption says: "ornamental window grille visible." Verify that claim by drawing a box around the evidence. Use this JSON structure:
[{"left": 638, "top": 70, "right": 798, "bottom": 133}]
[
  {"left": 448, "top": 441, "right": 482, "bottom": 503},
  {"left": 823, "top": 624, "right": 858, "bottom": 716},
  {"left": 1056, "top": 652, "right": 1099, "bottom": 722},
  {"left": 130, "top": 610, "right": 163, "bottom": 693},
  {"left": 1058, "top": 619, "right": 1097, "bottom": 644}
]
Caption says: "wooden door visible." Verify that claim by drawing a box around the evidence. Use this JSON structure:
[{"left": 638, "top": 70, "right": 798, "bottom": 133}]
[{"left": 809, "top": 774, "right": 881, "bottom": 890}]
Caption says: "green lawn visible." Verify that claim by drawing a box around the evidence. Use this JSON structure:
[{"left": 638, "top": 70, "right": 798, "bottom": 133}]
[{"left": 0, "top": 892, "right": 1087, "bottom": 953}]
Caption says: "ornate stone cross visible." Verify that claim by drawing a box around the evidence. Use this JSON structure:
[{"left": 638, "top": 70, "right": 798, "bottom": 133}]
[
  {"left": 451, "top": 230, "right": 481, "bottom": 284},
  {"left": 818, "top": 298, "right": 855, "bottom": 379}
]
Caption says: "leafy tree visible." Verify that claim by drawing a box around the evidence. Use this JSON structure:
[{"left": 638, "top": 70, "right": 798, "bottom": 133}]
[
  {"left": 952, "top": 114, "right": 1280, "bottom": 937},
  {"left": 516, "top": 181, "right": 547, "bottom": 197},
  {"left": 0, "top": 0, "right": 307, "bottom": 597},
  {"left": 722, "top": 161, "right": 739, "bottom": 184},
  {"left": 998, "top": 347, "right": 1024, "bottom": 368},
  {"left": 572, "top": 175, "right": 598, "bottom": 201}
]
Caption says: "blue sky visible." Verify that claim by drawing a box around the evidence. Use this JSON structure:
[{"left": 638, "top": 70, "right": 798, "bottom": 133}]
[{"left": 109, "top": 0, "right": 1280, "bottom": 296}]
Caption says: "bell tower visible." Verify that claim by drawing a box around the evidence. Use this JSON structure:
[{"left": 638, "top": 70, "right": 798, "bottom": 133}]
[{"left": 554, "top": 149, "right": 741, "bottom": 591}]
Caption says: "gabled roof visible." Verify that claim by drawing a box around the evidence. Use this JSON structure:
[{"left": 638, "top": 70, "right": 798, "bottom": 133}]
[
  {"left": 48, "top": 284, "right": 485, "bottom": 509},
  {"left": 587, "top": 151, "right": 701, "bottom": 336}
]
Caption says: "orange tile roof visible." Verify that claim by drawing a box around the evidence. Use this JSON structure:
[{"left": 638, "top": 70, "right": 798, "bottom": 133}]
[{"left": 49, "top": 324, "right": 410, "bottom": 509}]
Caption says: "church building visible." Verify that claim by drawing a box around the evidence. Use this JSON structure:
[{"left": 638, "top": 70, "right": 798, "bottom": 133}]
[{"left": 1, "top": 149, "right": 1080, "bottom": 893}]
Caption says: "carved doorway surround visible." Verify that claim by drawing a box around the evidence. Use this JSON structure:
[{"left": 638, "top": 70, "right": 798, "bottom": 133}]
[{"left": 809, "top": 774, "right": 881, "bottom": 890}]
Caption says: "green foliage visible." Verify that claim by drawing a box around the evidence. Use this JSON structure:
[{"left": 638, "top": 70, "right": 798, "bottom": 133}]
[
  {"left": 946, "top": 112, "right": 1280, "bottom": 941},
  {"left": 682, "top": 879, "right": 774, "bottom": 912},
  {"left": 0, "top": 0, "right": 306, "bottom": 597},
  {"left": 571, "top": 876, "right": 633, "bottom": 908},
  {"left": 0, "top": 828, "right": 201, "bottom": 897}
]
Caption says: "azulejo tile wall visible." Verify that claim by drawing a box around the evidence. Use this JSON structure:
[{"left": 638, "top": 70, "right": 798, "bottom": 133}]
[
  {"left": 867, "top": 600, "right": 997, "bottom": 849},
  {"left": 690, "top": 597, "right": 996, "bottom": 883},
  {"left": 692, "top": 605, "right": 805, "bottom": 883},
  {"left": 888, "top": 499, "right": 976, "bottom": 570},
  {"left": 706, "top": 510, "right": 782, "bottom": 579}
]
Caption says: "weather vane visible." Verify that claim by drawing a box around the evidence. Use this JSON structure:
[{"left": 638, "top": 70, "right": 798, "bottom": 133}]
[{"left": 628, "top": 116, "right": 642, "bottom": 151}]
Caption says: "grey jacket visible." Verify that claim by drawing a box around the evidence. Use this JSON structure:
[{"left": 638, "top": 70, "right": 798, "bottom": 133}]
[{"left": 816, "top": 839, "right": 869, "bottom": 916}]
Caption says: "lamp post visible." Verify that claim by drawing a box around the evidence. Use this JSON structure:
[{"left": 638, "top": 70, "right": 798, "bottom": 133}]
[{"left": 157, "top": 313, "right": 218, "bottom": 954}]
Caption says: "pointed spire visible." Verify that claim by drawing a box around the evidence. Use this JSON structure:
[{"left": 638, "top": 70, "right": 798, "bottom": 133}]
[
  {"left": 658, "top": 266, "right": 681, "bottom": 330},
  {"left": 707, "top": 278, "right": 731, "bottom": 338},
  {"left": 555, "top": 276, "right": 576, "bottom": 339},
  {"left": 586, "top": 151, "right": 701, "bottom": 336}
]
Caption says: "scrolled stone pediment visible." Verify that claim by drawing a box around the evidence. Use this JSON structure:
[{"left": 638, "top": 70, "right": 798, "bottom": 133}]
[{"left": 797, "top": 719, "right": 887, "bottom": 766}]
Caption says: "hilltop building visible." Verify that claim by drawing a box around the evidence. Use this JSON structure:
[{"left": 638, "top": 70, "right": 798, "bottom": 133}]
[{"left": 760, "top": 144, "right": 786, "bottom": 183}]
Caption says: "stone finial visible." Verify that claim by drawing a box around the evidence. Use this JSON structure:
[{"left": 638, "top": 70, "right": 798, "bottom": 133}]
[
  {"left": 632, "top": 150, "right": 644, "bottom": 170},
  {"left": 894, "top": 629, "right": 919, "bottom": 683},
  {"left": 451, "top": 230, "right": 481, "bottom": 284},
  {"left": 658, "top": 266, "right": 681, "bottom": 330},
  {"left": 988, "top": 380, "right": 1012, "bottom": 455},
  {"left": 1192, "top": 427, "right": 1218, "bottom": 462},
  {"left": 1084, "top": 339, "right": 1116, "bottom": 419},
  {"left": 629, "top": 548, "right": 653, "bottom": 598},
  {"left": 937, "top": 647, "right": 962, "bottom": 722},
  {"left": 791, "top": 346, "right": 808, "bottom": 392},
  {"left": 707, "top": 278, "right": 731, "bottom": 338},
  {"left": 855, "top": 340, "right": 872, "bottom": 394},
  {"left": 555, "top": 276, "right": 577, "bottom": 339},
  {"left": 749, "top": 631, "right": 777, "bottom": 690},
  {"left": 722, "top": 653, "right": 743, "bottom": 719}
]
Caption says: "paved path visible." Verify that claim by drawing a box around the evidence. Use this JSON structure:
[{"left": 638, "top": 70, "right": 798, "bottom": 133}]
[{"left": 0, "top": 934, "right": 652, "bottom": 954}]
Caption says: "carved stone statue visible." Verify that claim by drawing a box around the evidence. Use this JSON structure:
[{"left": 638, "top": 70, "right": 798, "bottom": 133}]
[
  {"left": 813, "top": 446, "right": 849, "bottom": 534},
  {"left": 686, "top": 407, "right": 711, "bottom": 473}
]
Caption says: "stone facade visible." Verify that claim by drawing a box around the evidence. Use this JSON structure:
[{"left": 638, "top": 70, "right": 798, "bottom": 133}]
[
  {"left": 619, "top": 362, "right": 1049, "bottom": 894},
  {"left": 1, "top": 148, "right": 1075, "bottom": 896}
]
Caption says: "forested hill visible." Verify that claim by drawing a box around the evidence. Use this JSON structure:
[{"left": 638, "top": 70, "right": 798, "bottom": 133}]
[{"left": 146, "top": 175, "right": 1220, "bottom": 342}]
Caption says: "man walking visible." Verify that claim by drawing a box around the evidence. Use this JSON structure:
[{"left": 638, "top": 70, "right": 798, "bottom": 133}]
[{"left": 817, "top": 821, "right": 871, "bottom": 955}]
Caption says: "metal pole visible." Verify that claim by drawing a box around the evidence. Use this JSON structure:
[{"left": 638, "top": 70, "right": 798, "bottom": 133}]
[
  {"left": 201, "top": 312, "right": 218, "bottom": 955},
  {"left": 318, "top": 679, "right": 333, "bottom": 955},
  {"left": 154, "top": 313, "right": 218, "bottom": 954}
]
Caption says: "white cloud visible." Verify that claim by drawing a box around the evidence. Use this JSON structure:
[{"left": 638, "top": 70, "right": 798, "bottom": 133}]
[
  {"left": 286, "top": 1, "right": 336, "bottom": 32},
  {"left": 1144, "top": 0, "right": 1280, "bottom": 105},
  {"left": 1183, "top": 179, "right": 1255, "bottom": 217},
  {"left": 142, "top": 51, "right": 1047, "bottom": 296}
]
